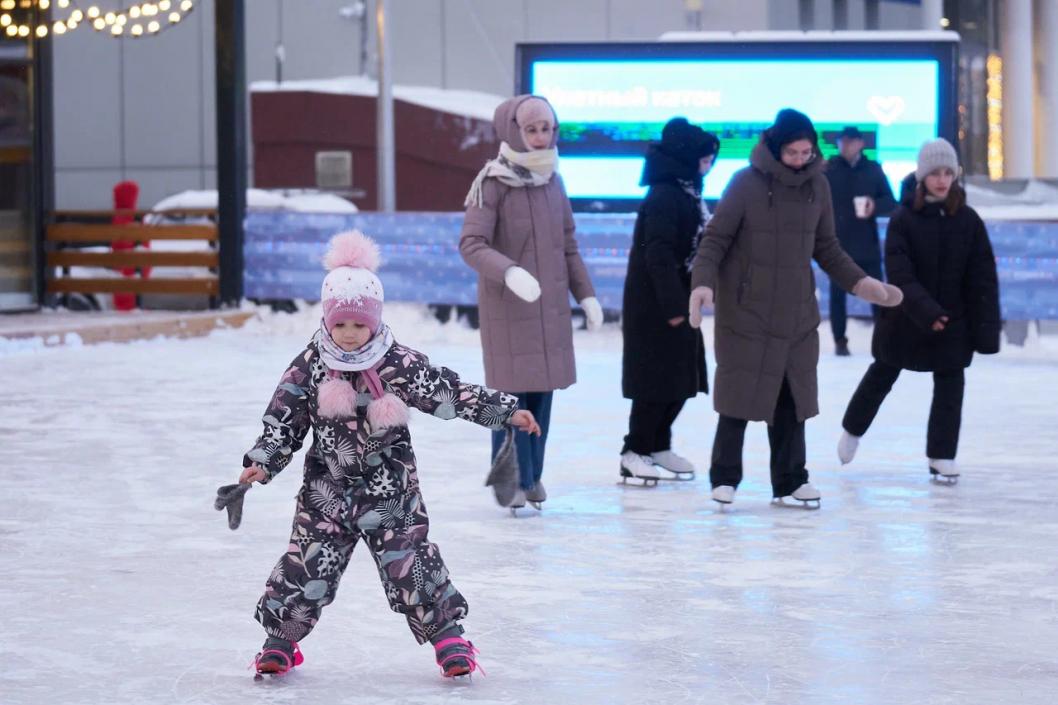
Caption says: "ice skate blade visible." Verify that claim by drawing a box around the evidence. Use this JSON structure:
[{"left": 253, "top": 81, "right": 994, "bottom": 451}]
[
  {"left": 618, "top": 464, "right": 661, "bottom": 487},
  {"left": 528, "top": 501, "right": 543, "bottom": 510},
  {"left": 929, "top": 474, "right": 959, "bottom": 486},
  {"left": 771, "top": 497, "right": 821, "bottom": 510},
  {"left": 655, "top": 471, "right": 695, "bottom": 482}
]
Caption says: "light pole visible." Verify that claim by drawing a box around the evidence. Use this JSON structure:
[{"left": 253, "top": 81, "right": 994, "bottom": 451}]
[{"left": 375, "top": 0, "right": 395, "bottom": 212}]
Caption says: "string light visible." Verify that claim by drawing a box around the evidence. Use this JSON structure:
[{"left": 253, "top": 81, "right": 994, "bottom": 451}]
[
  {"left": 0, "top": 0, "right": 195, "bottom": 39},
  {"left": 986, "top": 53, "right": 1004, "bottom": 180}
]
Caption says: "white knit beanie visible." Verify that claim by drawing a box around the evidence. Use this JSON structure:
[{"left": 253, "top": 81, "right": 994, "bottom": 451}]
[{"left": 916, "top": 138, "right": 959, "bottom": 181}]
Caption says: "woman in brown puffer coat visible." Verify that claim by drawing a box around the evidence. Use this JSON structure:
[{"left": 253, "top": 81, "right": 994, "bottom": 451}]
[
  {"left": 460, "top": 95, "right": 600, "bottom": 511},
  {"left": 688, "top": 108, "right": 903, "bottom": 509}
]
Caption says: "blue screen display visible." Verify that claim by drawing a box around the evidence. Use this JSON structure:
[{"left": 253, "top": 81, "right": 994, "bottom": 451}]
[{"left": 528, "top": 58, "right": 941, "bottom": 202}]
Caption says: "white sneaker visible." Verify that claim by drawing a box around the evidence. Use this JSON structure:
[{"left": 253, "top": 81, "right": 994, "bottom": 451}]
[
  {"left": 651, "top": 450, "right": 696, "bottom": 475},
  {"left": 928, "top": 458, "right": 960, "bottom": 480},
  {"left": 711, "top": 485, "right": 736, "bottom": 504},
  {"left": 837, "top": 431, "right": 860, "bottom": 465},
  {"left": 620, "top": 452, "right": 660, "bottom": 482}
]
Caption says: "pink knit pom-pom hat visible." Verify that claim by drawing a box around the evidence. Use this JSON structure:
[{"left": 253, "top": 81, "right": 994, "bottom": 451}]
[{"left": 320, "top": 230, "right": 384, "bottom": 333}]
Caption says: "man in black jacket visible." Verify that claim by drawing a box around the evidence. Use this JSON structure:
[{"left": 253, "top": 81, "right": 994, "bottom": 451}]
[{"left": 825, "top": 126, "right": 897, "bottom": 355}]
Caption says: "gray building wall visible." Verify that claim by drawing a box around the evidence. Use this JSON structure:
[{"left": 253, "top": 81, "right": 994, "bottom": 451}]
[{"left": 51, "top": 0, "right": 927, "bottom": 210}]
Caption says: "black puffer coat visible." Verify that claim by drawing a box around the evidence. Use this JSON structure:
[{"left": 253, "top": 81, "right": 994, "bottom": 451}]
[
  {"left": 872, "top": 184, "right": 1001, "bottom": 371},
  {"left": 825, "top": 155, "right": 897, "bottom": 264},
  {"left": 621, "top": 145, "right": 708, "bottom": 401}
]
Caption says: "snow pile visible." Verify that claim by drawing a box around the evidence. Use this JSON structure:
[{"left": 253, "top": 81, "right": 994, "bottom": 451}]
[
  {"left": 251, "top": 75, "right": 506, "bottom": 122},
  {"left": 146, "top": 189, "right": 359, "bottom": 221},
  {"left": 966, "top": 180, "right": 1058, "bottom": 221}
]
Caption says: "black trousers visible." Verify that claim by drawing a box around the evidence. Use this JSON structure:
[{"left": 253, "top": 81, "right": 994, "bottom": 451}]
[
  {"left": 622, "top": 399, "right": 687, "bottom": 456},
  {"left": 830, "top": 259, "right": 883, "bottom": 342},
  {"left": 709, "top": 378, "right": 808, "bottom": 498},
  {"left": 842, "top": 361, "right": 965, "bottom": 460}
]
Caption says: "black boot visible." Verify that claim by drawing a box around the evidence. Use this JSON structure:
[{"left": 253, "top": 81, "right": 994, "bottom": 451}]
[{"left": 835, "top": 337, "right": 850, "bottom": 356}]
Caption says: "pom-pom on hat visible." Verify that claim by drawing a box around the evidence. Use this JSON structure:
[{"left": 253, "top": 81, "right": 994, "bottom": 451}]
[{"left": 320, "top": 230, "right": 385, "bottom": 334}]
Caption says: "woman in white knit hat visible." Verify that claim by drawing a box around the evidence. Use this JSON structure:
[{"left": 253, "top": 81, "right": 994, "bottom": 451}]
[{"left": 837, "top": 138, "right": 1001, "bottom": 482}]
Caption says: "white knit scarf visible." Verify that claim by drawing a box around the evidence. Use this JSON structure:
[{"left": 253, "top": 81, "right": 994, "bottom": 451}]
[
  {"left": 464, "top": 141, "right": 558, "bottom": 208},
  {"left": 314, "top": 320, "right": 394, "bottom": 372}
]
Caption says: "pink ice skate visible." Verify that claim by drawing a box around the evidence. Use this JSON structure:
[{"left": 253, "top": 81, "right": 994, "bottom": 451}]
[
  {"left": 434, "top": 636, "right": 482, "bottom": 678},
  {"left": 252, "top": 638, "right": 304, "bottom": 680}
]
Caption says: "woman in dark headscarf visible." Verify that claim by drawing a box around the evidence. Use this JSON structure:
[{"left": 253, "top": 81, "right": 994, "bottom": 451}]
[{"left": 619, "top": 118, "right": 720, "bottom": 484}]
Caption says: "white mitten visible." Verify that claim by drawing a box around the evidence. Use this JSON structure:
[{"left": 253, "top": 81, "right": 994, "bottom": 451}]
[
  {"left": 580, "top": 296, "right": 604, "bottom": 332},
  {"left": 504, "top": 266, "right": 541, "bottom": 303},
  {"left": 688, "top": 286, "right": 715, "bottom": 329},
  {"left": 852, "top": 276, "right": 904, "bottom": 307}
]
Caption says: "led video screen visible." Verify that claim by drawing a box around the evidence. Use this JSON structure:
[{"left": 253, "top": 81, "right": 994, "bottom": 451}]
[{"left": 520, "top": 41, "right": 957, "bottom": 210}]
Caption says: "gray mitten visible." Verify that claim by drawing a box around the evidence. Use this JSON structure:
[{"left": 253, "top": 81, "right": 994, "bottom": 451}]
[
  {"left": 485, "top": 429, "right": 520, "bottom": 508},
  {"left": 215, "top": 483, "right": 251, "bottom": 530}
]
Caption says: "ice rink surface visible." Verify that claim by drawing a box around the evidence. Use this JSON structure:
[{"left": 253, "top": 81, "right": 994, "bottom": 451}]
[{"left": 3, "top": 305, "right": 1056, "bottom": 705}]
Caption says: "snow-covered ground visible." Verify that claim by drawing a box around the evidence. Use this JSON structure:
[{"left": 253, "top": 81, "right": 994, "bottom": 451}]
[{"left": 3, "top": 305, "right": 1057, "bottom": 705}]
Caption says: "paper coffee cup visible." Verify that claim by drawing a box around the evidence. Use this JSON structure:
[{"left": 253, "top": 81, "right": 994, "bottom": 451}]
[{"left": 854, "top": 196, "right": 870, "bottom": 218}]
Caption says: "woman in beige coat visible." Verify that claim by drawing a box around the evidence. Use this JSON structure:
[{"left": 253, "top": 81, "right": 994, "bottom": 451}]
[
  {"left": 689, "top": 108, "right": 902, "bottom": 509},
  {"left": 460, "top": 95, "right": 600, "bottom": 511}
]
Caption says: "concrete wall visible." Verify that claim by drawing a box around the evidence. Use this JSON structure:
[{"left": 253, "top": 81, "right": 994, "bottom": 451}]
[{"left": 51, "top": 0, "right": 924, "bottom": 209}]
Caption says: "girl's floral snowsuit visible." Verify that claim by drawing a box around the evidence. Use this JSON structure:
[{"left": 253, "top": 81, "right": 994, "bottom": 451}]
[{"left": 244, "top": 338, "right": 518, "bottom": 645}]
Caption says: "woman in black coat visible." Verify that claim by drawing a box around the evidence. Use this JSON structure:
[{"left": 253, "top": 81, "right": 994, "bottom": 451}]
[
  {"left": 620, "top": 118, "right": 719, "bottom": 483},
  {"left": 838, "top": 139, "right": 1000, "bottom": 481}
]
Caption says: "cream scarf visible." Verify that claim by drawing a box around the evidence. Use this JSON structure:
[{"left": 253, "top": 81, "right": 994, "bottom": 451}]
[
  {"left": 464, "top": 142, "right": 558, "bottom": 208},
  {"left": 314, "top": 321, "right": 394, "bottom": 372}
]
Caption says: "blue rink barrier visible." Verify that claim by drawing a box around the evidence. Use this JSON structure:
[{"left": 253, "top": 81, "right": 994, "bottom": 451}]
[{"left": 244, "top": 212, "right": 1058, "bottom": 320}]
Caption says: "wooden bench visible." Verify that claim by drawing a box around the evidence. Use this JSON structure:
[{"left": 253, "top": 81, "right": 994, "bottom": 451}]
[{"left": 45, "top": 209, "right": 221, "bottom": 301}]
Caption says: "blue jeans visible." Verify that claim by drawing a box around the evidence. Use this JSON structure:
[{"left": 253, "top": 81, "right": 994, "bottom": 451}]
[{"left": 491, "top": 391, "right": 553, "bottom": 490}]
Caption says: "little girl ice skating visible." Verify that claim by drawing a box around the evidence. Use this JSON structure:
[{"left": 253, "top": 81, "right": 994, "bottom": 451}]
[{"left": 236, "top": 230, "right": 540, "bottom": 680}]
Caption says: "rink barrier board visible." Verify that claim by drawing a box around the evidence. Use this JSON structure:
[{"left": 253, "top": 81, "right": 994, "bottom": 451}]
[{"left": 243, "top": 212, "right": 1058, "bottom": 320}]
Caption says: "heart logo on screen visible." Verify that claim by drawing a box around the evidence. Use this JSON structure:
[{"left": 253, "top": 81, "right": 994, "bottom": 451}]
[{"left": 866, "top": 96, "right": 906, "bottom": 126}]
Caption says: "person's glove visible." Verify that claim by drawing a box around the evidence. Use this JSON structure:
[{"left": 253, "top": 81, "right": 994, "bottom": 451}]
[
  {"left": 215, "top": 482, "right": 252, "bottom": 530},
  {"left": 688, "top": 286, "right": 714, "bottom": 329},
  {"left": 580, "top": 296, "right": 604, "bottom": 332},
  {"left": 504, "top": 266, "right": 541, "bottom": 303},
  {"left": 852, "top": 276, "right": 904, "bottom": 307}
]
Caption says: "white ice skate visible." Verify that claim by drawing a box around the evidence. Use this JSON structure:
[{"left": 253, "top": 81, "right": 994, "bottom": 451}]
[
  {"left": 711, "top": 485, "right": 736, "bottom": 508},
  {"left": 772, "top": 482, "right": 822, "bottom": 509},
  {"left": 928, "top": 458, "right": 960, "bottom": 484},
  {"left": 619, "top": 452, "right": 660, "bottom": 487},
  {"left": 525, "top": 481, "right": 547, "bottom": 510},
  {"left": 651, "top": 450, "right": 696, "bottom": 480},
  {"left": 837, "top": 431, "right": 860, "bottom": 465},
  {"left": 508, "top": 487, "right": 528, "bottom": 516}
]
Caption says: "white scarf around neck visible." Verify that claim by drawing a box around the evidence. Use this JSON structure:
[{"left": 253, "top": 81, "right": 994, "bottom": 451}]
[
  {"left": 314, "top": 321, "right": 394, "bottom": 372},
  {"left": 464, "top": 141, "right": 558, "bottom": 208}
]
